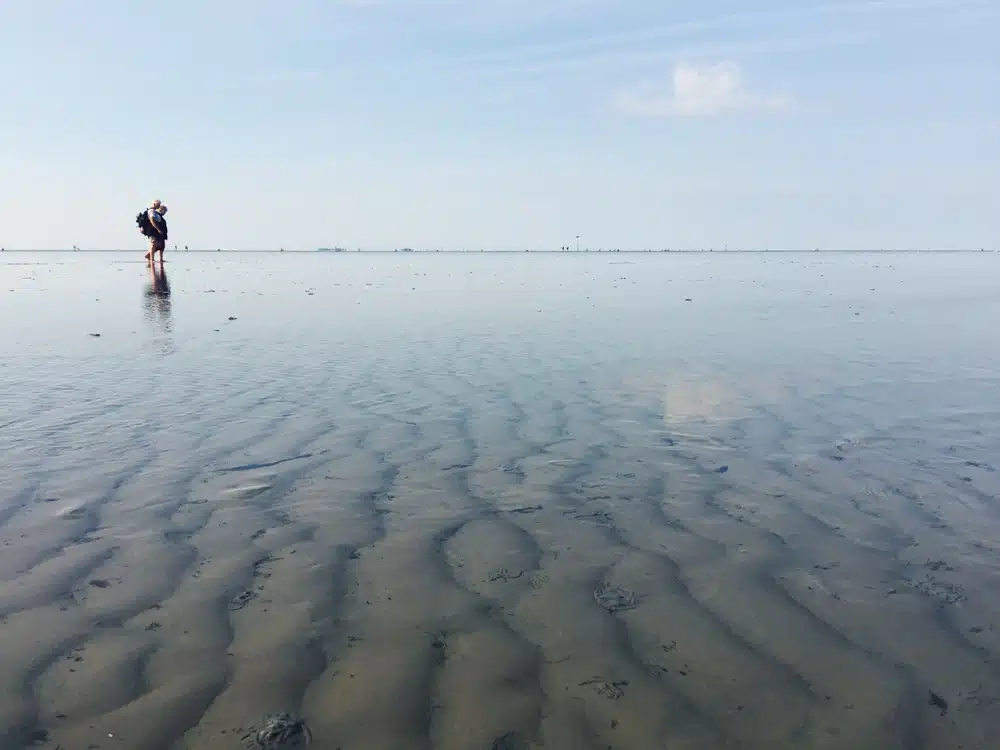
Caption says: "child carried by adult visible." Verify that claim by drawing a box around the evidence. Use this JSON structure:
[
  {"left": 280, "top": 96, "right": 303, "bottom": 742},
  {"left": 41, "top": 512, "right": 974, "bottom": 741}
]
[{"left": 137, "top": 199, "right": 169, "bottom": 262}]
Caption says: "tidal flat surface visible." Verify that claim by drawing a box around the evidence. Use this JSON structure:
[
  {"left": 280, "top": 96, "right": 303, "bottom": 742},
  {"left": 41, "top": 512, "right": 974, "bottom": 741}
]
[{"left": 1, "top": 250, "right": 999, "bottom": 750}]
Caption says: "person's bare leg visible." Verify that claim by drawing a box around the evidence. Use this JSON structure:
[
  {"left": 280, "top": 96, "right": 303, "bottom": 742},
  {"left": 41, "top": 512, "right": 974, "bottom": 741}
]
[{"left": 148, "top": 236, "right": 160, "bottom": 262}]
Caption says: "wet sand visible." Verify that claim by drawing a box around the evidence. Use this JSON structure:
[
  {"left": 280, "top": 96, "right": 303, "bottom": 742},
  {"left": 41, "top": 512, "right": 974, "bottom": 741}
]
[{"left": 1, "top": 252, "right": 1000, "bottom": 749}]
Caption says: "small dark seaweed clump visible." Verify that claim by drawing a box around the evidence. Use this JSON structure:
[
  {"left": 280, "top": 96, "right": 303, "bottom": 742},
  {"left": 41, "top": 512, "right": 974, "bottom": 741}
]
[
  {"left": 904, "top": 575, "right": 966, "bottom": 604},
  {"left": 928, "top": 691, "right": 949, "bottom": 716},
  {"left": 594, "top": 584, "right": 640, "bottom": 613},
  {"left": 244, "top": 712, "right": 312, "bottom": 749},
  {"left": 492, "top": 732, "right": 528, "bottom": 750},
  {"left": 229, "top": 590, "right": 256, "bottom": 611}
]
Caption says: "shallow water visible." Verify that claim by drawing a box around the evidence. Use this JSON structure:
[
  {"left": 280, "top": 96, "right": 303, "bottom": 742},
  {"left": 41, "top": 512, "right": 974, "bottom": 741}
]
[{"left": 1, "top": 251, "right": 999, "bottom": 750}]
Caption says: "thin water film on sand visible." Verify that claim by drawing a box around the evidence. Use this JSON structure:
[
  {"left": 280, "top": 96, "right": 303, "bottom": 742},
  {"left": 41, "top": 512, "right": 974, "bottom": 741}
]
[{"left": 0, "top": 252, "right": 998, "bottom": 750}]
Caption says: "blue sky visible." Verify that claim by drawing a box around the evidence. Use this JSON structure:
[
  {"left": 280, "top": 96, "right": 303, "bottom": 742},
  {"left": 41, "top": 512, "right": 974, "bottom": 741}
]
[{"left": 0, "top": 0, "right": 996, "bottom": 250}]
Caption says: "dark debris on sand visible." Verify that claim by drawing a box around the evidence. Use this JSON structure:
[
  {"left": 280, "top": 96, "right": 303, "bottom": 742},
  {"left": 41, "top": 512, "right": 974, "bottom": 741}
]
[
  {"left": 26, "top": 729, "right": 49, "bottom": 746},
  {"left": 229, "top": 590, "right": 257, "bottom": 611},
  {"left": 492, "top": 732, "right": 529, "bottom": 750},
  {"left": 488, "top": 568, "right": 524, "bottom": 582},
  {"left": 505, "top": 505, "right": 543, "bottom": 515},
  {"left": 594, "top": 584, "right": 641, "bottom": 613},
  {"left": 924, "top": 559, "right": 955, "bottom": 572},
  {"left": 579, "top": 677, "right": 629, "bottom": 700},
  {"left": 242, "top": 712, "right": 312, "bottom": 749},
  {"left": 903, "top": 574, "right": 966, "bottom": 605},
  {"left": 928, "top": 690, "right": 949, "bottom": 716}
]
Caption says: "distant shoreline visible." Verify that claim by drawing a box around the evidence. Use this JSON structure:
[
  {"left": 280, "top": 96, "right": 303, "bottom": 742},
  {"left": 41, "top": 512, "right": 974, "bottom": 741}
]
[{"left": 1, "top": 248, "right": 996, "bottom": 254}]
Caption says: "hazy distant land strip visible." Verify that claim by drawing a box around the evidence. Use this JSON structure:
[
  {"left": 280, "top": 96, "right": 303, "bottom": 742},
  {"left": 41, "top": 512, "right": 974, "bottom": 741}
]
[{"left": 1, "top": 247, "right": 997, "bottom": 254}]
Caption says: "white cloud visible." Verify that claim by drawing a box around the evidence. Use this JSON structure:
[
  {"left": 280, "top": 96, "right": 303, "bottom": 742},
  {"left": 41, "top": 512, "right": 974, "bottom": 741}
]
[{"left": 614, "top": 62, "right": 789, "bottom": 117}]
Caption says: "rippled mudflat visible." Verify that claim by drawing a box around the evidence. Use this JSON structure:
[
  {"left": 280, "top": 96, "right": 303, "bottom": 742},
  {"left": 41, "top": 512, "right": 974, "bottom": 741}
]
[{"left": 1, "top": 250, "right": 999, "bottom": 750}]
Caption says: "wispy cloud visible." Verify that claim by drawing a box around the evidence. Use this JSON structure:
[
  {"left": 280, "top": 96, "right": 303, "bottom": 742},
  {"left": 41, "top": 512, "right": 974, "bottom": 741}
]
[
  {"left": 324, "top": 0, "right": 986, "bottom": 36},
  {"left": 326, "top": 0, "right": 614, "bottom": 26},
  {"left": 614, "top": 62, "right": 789, "bottom": 117},
  {"left": 309, "top": 0, "right": 989, "bottom": 82},
  {"left": 454, "top": 31, "right": 870, "bottom": 80}
]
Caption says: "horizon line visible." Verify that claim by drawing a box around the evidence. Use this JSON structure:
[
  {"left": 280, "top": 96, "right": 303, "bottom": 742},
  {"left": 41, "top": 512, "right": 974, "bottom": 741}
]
[{"left": 1, "top": 248, "right": 998, "bottom": 254}]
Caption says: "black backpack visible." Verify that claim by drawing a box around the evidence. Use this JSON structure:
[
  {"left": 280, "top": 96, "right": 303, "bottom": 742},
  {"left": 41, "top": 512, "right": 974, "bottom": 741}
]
[{"left": 136, "top": 209, "right": 154, "bottom": 236}]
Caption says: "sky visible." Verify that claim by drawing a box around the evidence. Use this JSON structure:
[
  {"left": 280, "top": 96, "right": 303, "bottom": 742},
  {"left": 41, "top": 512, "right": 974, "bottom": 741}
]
[{"left": 0, "top": 0, "right": 996, "bottom": 251}]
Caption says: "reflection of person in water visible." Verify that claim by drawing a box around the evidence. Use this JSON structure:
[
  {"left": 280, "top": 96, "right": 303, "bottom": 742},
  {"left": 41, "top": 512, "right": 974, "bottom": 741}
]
[{"left": 143, "top": 261, "right": 172, "bottom": 334}]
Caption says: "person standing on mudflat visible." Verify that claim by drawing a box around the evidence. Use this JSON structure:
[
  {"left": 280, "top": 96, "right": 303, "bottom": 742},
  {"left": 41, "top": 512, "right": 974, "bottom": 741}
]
[{"left": 142, "top": 199, "right": 169, "bottom": 262}]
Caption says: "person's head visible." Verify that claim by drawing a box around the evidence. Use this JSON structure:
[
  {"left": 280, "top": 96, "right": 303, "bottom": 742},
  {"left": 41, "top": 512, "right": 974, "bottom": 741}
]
[
  {"left": 151, "top": 199, "right": 162, "bottom": 210},
  {"left": 157, "top": 204, "right": 168, "bottom": 215}
]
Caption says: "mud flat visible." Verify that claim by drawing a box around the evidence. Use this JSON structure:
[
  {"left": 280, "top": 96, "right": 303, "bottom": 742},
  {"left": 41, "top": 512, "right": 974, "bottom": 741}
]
[{"left": 2, "top": 250, "right": 1000, "bottom": 749}]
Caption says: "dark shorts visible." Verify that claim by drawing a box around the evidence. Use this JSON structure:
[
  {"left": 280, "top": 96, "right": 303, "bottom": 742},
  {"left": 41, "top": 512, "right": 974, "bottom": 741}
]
[{"left": 149, "top": 236, "right": 166, "bottom": 252}]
